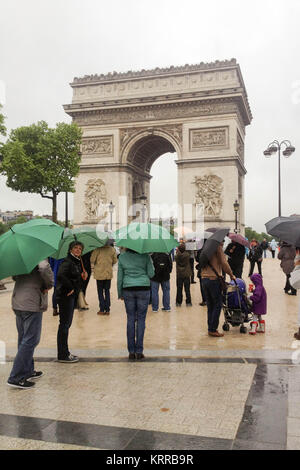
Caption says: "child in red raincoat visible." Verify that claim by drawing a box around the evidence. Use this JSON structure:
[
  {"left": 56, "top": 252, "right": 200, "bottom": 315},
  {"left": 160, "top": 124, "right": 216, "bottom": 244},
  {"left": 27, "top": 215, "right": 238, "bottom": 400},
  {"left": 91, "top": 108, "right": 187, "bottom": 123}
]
[{"left": 248, "top": 273, "right": 267, "bottom": 334}]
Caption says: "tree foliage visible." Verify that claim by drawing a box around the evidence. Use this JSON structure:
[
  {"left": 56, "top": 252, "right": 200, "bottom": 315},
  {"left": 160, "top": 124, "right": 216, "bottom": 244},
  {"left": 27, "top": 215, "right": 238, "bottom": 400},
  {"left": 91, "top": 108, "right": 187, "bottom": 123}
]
[
  {"left": 0, "top": 104, "right": 6, "bottom": 138},
  {"left": 1, "top": 121, "right": 82, "bottom": 222},
  {"left": 0, "top": 216, "right": 28, "bottom": 236},
  {"left": 245, "top": 226, "right": 274, "bottom": 243}
]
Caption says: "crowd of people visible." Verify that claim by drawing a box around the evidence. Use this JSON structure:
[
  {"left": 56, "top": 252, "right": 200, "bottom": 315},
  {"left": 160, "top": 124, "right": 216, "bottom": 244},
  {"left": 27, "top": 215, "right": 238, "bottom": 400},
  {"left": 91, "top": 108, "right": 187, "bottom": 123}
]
[{"left": 5, "top": 233, "right": 300, "bottom": 389}]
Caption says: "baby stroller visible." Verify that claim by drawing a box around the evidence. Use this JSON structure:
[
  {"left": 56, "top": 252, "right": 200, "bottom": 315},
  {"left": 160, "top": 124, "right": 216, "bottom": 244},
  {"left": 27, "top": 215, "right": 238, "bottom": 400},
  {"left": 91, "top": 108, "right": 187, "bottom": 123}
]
[{"left": 222, "top": 278, "right": 252, "bottom": 334}]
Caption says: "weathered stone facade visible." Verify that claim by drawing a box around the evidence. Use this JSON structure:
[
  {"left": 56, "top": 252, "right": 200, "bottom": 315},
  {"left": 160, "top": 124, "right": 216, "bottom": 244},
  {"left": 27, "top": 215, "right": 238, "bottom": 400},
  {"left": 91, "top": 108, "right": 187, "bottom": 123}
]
[{"left": 64, "top": 59, "right": 252, "bottom": 231}]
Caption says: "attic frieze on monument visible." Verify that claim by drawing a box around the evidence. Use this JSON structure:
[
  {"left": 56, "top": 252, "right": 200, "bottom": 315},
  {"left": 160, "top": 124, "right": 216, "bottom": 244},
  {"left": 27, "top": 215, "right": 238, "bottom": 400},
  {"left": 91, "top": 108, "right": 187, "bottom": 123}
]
[
  {"left": 71, "top": 69, "right": 240, "bottom": 103},
  {"left": 72, "top": 100, "right": 239, "bottom": 126}
]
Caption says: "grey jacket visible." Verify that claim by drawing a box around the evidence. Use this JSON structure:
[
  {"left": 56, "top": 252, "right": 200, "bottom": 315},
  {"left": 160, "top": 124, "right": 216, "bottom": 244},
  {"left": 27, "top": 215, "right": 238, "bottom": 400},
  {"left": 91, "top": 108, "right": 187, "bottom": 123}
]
[{"left": 12, "top": 260, "right": 54, "bottom": 312}]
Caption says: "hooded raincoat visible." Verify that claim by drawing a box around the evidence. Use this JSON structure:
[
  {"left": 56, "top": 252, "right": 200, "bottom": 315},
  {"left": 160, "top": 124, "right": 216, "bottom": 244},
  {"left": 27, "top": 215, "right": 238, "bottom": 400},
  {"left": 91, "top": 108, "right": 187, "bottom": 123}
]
[{"left": 250, "top": 273, "right": 267, "bottom": 315}]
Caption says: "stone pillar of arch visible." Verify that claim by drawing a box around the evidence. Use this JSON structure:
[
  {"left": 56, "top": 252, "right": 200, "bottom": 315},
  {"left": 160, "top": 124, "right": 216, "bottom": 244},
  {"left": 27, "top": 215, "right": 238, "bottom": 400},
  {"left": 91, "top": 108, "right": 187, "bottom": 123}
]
[{"left": 64, "top": 59, "right": 252, "bottom": 232}]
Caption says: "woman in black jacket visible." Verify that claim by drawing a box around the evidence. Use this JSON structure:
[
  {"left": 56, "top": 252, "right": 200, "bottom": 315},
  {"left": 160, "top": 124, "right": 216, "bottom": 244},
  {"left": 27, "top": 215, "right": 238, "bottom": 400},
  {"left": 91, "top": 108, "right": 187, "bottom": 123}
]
[
  {"left": 248, "top": 240, "right": 263, "bottom": 277},
  {"left": 56, "top": 241, "right": 87, "bottom": 362}
]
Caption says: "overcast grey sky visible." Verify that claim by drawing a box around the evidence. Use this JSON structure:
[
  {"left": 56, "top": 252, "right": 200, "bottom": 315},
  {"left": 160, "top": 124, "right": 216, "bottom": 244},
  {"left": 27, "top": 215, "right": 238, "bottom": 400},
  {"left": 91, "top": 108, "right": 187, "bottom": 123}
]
[{"left": 1, "top": 0, "right": 299, "bottom": 231}]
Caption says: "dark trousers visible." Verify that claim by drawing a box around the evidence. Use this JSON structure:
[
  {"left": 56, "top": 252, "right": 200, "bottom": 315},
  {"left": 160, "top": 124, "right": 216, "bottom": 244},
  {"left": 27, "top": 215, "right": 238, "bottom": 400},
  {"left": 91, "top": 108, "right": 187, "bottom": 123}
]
[
  {"left": 57, "top": 295, "right": 76, "bottom": 360},
  {"left": 199, "top": 276, "right": 206, "bottom": 303},
  {"left": 176, "top": 277, "right": 191, "bottom": 305},
  {"left": 82, "top": 271, "right": 91, "bottom": 297},
  {"left": 202, "top": 278, "right": 223, "bottom": 332},
  {"left": 229, "top": 260, "right": 244, "bottom": 279},
  {"left": 271, "top": 250, "right": 276, "bottom": 259},
  {"left": 285, "top": 274, "right": 297, "bottom": 294},
  {"left": 96, "top": 279, "right": 111, "bottom": 312},
  {"left": 189, "top": 258, "right": 195, "bottom": 283},
  {"left": 52, "top": 288, "right": 58, "bottom": 309},
  {"left": 249, "top": 260, "right": 262, "bottom": 276}
]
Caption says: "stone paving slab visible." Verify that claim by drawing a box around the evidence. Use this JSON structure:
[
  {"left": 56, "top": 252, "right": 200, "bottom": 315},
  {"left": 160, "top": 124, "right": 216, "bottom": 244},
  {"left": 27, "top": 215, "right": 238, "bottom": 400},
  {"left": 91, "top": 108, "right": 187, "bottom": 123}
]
[{"left": 0, "top": 362, "right": 256, "bottom": 441}]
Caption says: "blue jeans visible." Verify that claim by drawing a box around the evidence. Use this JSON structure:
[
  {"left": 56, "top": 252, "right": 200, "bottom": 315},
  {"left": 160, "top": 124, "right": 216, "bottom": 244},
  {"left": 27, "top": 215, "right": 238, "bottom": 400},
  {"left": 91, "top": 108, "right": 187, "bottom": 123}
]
[
  {"left": 57, "top": 295, "right": 76, "bottom": 360},
  {"left": 123, "top": 290, "right": 150, "bottom": 354},
  {"left": 202, "top": 278, "right": 223, "bottom": 332},
  {"left": 8, "top": 310, "right": 43, "bottom": 383},
  {"left": 150, "top": 280, "right": 170, "bottom": 310},
  {"left": 96, "top": 280, "right": 111, "bottom": 312}
]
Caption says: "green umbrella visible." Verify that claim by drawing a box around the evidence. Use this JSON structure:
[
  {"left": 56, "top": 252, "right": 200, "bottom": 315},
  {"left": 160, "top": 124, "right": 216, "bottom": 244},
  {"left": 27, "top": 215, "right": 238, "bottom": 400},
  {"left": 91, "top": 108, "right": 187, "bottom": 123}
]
[
  {"left": 52, "top": 226, "right": 109, "bottom": 260},
  {"left": 114, "top": 222, "right": 178, "bottom": 254},
  {"left": 0, "top": 218, "right": 64, "bottom": 280}
]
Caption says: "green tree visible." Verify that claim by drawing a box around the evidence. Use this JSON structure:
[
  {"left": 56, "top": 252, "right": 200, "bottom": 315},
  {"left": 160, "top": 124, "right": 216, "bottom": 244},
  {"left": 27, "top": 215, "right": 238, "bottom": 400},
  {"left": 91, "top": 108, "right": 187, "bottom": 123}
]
[
  {"left": 1, "top": 121, "right": 82, "bottom": 223},
  {"left": 7, "top": 216, "right": 28, "bottom": 227},
  {"left": 245, "top": 227, "right": 275, "bottom": 243},
  {"left": 0, "top": 104, "right": 6, "bottom": 137}
]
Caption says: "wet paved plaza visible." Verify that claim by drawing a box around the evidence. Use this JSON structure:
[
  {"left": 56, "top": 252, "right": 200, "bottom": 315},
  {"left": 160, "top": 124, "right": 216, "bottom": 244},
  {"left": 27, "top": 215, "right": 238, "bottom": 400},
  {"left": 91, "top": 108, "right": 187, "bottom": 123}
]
[{"left": 0, "top": 257, "right": 300, "bottom": 450}]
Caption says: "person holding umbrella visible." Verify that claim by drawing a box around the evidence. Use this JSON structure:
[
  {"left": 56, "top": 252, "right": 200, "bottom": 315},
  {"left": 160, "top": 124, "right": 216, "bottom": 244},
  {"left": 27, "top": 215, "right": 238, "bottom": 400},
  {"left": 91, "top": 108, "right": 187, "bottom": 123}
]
[
  {"left": 114, "top": 222, "right": 177, "bottom": 359},
  {"left": 7, "top": 260, "right": 54, "bottom": 389},
  {"left": 55, "top": 241, "right": 87, "bottom": 363},
  {"left": 291, "top": 249, "right": 300, "bottom": 340},
  {"left": 224, "top": 233, "right": 248, "bottom": 279},
  {"left": 117, "top": 248, "right": 155, "bottom": 360},
  {"left": 198, "top": 228, "right": 236, "bottom": 337},
  {"left": 278, "top": 241, "right": 297, "bottom": 295}
]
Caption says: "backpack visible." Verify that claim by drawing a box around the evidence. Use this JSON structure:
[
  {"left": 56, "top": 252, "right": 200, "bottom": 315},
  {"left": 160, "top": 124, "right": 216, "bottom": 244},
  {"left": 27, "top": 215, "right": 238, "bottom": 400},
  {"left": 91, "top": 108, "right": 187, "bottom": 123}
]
[
  {"left": 154, "top": 259, "right": 167, "bottom": 276},
  {"left": 152, "top": 253, "right": 170, "bottom": 278}
]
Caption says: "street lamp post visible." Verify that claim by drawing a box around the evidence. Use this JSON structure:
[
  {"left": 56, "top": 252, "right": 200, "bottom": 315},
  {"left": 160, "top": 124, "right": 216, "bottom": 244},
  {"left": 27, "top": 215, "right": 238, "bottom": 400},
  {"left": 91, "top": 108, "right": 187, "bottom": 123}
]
[
  {"left": 108, "top": 200, "right": 115, "bottom": 231},
  {"left": 233, "top": 199, "right": 240, "bottom": 233},
  {"left": 65, "top": 192, "right": 68, "bottom": 228},
  {"left": 263, "top": 140, "right": 295, "bottom": 217},
  {"left": 139, "top": 193, "right": 147, "bottom": 223}
]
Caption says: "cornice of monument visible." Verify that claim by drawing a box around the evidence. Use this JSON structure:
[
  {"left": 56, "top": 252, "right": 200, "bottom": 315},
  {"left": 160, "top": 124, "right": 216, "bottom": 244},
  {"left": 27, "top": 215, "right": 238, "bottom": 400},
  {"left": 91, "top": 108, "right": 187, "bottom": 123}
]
[
  {"left": 71, "top": 59, "right": 238, "bottom": 85},
  {"left": 176, "top": 155, "right": 247, "bottom": 175},
  {"left": 64, "top": 95, "right": 250, "bottom": 127}
]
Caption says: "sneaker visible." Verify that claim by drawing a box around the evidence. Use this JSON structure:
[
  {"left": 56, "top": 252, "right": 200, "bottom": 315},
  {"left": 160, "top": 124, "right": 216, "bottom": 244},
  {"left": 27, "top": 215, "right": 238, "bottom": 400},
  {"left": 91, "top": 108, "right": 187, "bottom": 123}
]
[
  {"left": 53, "top": 308, "right": 59, "bottom": 316},
  {"left": 162, "top": 308, "right": 171, "bottom": 312},
  {"left": 28, "top": 371, "right": 43, "bottom": 380},
  {"left": 7, "top": 379, "right": 35, "bottom": 389},
  {"left": 199, "top": 302, "right": 206, "bottom": 306},
  {"left": 152, "top": 309, "right": 158, "bottom": 312},
  {"left": 57, "top": 354, "right": 79, "bottom": 363},
  {"left": 186, "top": 303, "right": 193, "bottom": 307},
  {"left": 128, "top": 353, "right": 136, "bottom": 361}
]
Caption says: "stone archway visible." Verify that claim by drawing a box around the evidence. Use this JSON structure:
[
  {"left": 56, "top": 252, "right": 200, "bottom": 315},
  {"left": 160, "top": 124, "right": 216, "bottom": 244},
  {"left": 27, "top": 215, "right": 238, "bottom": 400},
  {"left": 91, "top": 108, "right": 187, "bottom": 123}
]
[{"left": 64, "top": 59, "right": 252, "bottom": 231}]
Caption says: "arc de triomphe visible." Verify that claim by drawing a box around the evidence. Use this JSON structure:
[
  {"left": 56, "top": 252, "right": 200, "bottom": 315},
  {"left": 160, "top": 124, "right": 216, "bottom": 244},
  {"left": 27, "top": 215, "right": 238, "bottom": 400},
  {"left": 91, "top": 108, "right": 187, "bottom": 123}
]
[{"left": 64, "top": 59, "right": 252, "bottom": 231}]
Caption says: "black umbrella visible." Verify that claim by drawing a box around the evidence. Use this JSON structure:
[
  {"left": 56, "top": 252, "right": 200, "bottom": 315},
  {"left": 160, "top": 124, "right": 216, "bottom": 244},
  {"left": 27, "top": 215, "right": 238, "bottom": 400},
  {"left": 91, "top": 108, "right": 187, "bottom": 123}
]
[
  {"left": 197, "top": 228, "right": 230, "bottom": 269},
  {"left": 265, "top": 216, "right": 300, "bottom": 247}
]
